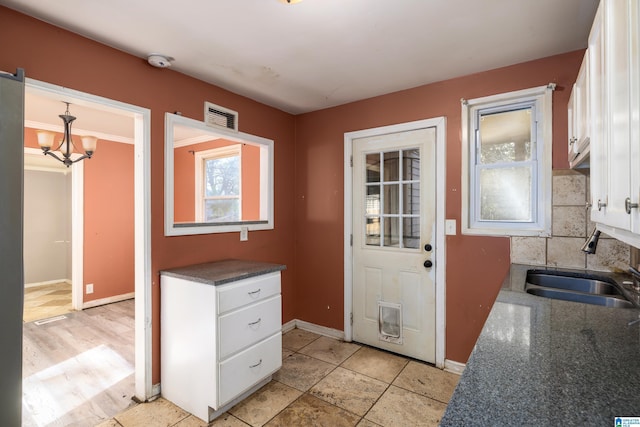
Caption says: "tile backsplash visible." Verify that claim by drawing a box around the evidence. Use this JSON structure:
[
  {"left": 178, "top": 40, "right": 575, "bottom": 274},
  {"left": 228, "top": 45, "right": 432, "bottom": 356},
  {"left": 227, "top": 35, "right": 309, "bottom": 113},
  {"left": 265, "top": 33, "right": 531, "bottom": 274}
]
[{"left": 510, "top": 170, "right": 631, "bottom": 272}]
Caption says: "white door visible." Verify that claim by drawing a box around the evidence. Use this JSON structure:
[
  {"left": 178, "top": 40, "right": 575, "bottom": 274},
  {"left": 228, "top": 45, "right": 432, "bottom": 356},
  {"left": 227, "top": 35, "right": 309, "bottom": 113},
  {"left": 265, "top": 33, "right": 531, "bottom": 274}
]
[{"left": 352, "top": 127, "right": 436, "bottom": 363}]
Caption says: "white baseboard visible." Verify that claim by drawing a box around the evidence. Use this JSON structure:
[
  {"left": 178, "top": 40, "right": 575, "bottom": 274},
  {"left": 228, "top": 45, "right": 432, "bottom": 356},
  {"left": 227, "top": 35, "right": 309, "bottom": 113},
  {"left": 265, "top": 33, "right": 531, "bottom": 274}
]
[
  {"left": 25, "top": 279, "right": 71, "bottom": 289},
  {"left": 283, "top": 319, "right": 345, "bottom": 340},
  {"left": 82, "top": 292, "right": 135, "bottom": 309},
  {"left": 444, "top": 359, "right": 466, "bottom": 375},
  {"left": 281, "top": 319, "right": 297, "bottom": 333}
]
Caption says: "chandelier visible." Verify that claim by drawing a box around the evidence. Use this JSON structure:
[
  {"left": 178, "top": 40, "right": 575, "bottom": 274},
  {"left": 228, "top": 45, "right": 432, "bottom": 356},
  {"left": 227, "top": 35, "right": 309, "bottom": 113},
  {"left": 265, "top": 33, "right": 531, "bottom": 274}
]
[{"left": 35, "top": 102, "right": 97, "bottom": 167}]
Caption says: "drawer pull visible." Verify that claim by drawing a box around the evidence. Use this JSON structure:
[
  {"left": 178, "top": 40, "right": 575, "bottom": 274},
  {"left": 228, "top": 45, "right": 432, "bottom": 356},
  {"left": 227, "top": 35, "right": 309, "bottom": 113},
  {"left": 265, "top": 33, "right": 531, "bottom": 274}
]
[
  {"left": 247, "top": 289, "right": 261, "bottom": 296},
  {"left": 248, "top": 318, "right": 262, "bottom": 326},
  {"left": 249, "top": 359, "right": 262, "bottom": 368}
]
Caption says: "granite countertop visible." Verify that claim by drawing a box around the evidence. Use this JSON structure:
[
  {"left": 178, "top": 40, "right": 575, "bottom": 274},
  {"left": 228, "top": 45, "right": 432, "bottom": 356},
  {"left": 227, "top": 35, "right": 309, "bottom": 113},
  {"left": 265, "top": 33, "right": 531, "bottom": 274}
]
[
  {"left": 440, "top": 264, "right": 640, "bottom": 426},
  {"left": 160, "top": 259, "right": 286, "bottom": 286}
]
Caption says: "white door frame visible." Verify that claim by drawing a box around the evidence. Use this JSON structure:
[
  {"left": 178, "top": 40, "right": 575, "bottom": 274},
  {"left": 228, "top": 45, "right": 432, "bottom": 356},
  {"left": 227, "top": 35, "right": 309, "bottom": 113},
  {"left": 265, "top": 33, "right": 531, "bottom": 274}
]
[
  {"left": 344, "top": 117, "right": 446, "bottom": 368},
  {"left": 25, "top": 79, "right": 154, "bottom": 401}
]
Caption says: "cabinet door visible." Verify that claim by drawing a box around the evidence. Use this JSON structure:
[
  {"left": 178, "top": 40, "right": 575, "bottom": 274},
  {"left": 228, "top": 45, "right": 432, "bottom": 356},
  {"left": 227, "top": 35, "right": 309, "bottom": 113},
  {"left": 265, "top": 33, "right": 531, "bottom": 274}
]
[
  {"left": 575, "top": 52, "right": 589, "bottom": 153},
  {"left": 604, "top": 0, "right": 632, "bottom": 230},
  {"left": 631, "top": 0, "right": 640, "bottom": 233},
  {"left": 568, "top": 85, "right": 577, "bottom": 161},
  {"left": 589, "top": 1, "right": 608, "bottom": 224}
]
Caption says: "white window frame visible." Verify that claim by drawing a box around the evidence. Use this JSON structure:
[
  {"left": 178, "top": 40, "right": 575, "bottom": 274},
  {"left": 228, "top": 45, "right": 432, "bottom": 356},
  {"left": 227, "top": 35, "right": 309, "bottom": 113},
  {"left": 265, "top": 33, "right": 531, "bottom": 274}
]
[
  {"left": 461, "top": 84, "right": 554, "bottom": 236},
  {"left": 194, "top": 144, "right": 242, "bottom": 222}
]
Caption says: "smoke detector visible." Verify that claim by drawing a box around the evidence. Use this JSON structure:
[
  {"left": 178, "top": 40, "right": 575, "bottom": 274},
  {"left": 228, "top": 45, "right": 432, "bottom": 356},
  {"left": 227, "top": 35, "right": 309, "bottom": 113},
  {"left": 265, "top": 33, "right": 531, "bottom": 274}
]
[{"left": 147, "top": 54, "right": 174, "bottom": 68}]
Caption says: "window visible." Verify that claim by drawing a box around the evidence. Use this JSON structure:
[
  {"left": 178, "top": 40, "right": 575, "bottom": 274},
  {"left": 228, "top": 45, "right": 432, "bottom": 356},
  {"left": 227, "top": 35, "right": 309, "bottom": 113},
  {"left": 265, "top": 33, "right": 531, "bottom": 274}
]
[
  {"left": 461, "top": 85, "right": 554, "bottom": 236},
  {"left": 195, "top": 145, "right": 241, "bottom": 222}
]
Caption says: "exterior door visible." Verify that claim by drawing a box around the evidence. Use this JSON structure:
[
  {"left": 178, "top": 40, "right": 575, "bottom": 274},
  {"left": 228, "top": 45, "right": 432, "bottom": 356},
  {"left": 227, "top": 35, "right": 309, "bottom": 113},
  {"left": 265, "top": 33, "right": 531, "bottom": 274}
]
[{"left": 352, "top": 127, "right": 436, "bottom": 363}]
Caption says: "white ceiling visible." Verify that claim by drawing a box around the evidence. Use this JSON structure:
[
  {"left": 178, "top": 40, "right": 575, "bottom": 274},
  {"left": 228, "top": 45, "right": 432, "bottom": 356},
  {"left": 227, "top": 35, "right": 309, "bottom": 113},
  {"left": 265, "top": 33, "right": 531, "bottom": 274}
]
[{"left": 3, "top": 0, "right": 598, "bottom": 117}]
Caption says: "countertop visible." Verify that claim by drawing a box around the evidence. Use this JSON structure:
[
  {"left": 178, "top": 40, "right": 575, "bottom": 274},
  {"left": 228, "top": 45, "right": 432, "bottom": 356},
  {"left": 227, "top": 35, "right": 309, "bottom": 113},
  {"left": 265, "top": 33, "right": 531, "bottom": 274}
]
[
  {"left": 160, "top": 259, "right": 286, "bottom": 286},
  {"left": 440, "top": 264, "right": 640, "bottom": 426}
]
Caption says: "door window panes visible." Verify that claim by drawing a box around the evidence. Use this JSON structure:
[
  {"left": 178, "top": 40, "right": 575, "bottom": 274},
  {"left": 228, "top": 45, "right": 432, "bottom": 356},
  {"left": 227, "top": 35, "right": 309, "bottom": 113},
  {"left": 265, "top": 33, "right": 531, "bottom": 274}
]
[{"left": 364, "top": 148, "right": 420, "bottom": 249}]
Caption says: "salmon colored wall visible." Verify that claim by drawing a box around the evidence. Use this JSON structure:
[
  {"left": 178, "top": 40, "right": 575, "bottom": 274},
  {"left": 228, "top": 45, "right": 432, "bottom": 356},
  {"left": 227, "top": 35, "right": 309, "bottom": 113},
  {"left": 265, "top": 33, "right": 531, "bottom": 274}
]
[
  {"left": 0, "top": 7, "right": 296, "bottom": 384},
  {"left": 174, "top": 140, "right": 261, "bottom": 222},
  {"left": 24, "top": 128, "right": 135, "bottom": 302},
  {"left": 293, "top": 51, "right": 582, "bottom": 363}
]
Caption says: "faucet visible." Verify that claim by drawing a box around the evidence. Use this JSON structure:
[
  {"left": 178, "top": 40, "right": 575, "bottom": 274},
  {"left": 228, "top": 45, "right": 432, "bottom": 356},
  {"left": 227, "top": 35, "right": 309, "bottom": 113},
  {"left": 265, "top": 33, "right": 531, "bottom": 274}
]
[
  {"left": 629, "top": 265, "right": 640, "bottom": 291},
  {"left": 581, "top": 227, "right": 601, "bottom": 254}
]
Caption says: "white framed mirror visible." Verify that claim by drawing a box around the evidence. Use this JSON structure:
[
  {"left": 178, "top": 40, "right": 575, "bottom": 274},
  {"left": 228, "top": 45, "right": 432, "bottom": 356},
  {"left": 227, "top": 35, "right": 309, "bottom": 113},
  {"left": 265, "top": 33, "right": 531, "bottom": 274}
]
[{"left": 164, "top": 113, "right": 274, "bottom": 236}]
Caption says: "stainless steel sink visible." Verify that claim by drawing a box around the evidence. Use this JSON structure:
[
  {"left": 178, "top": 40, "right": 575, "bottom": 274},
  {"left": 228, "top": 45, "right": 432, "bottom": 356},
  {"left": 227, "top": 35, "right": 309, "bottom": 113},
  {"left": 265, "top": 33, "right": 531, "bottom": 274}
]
[{"left": 525, "top": 270, "right": 634, "bottom": 308}]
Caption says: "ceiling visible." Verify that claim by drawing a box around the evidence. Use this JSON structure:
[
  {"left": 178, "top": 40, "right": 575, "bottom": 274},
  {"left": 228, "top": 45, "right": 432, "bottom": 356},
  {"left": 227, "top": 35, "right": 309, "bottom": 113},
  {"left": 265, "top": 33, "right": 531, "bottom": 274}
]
[{"left": 3, "top": 0, "right": 598, "bottom": 117}]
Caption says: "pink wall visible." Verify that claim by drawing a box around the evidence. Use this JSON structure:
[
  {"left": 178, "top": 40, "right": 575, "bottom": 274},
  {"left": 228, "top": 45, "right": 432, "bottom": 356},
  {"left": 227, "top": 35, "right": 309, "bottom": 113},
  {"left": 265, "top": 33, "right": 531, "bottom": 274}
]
[
  {"left": 174, "top": 140, "right": 261, "bottom": 222},
  {"left": 1, "top": 7, "right": 296, "bottom": 383},
  {"left": 2, "top": 6, "right": 583, "bottom": 379},
  {"left": 24, "top": 128, "right": 135, "bottom": 302},
  {"left": 293, "top": 51, "right": 581, "bottom": 363}
]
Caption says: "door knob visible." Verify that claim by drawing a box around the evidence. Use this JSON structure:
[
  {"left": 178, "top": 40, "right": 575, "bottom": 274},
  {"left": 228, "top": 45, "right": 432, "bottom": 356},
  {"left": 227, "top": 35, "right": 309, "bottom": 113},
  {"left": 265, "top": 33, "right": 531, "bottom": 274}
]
[
  {"left": 423, "top": 260, "right": 433, "bottom": 268},
  {"left": 424, "top": 244, "right": 432, "bottom": 252}
]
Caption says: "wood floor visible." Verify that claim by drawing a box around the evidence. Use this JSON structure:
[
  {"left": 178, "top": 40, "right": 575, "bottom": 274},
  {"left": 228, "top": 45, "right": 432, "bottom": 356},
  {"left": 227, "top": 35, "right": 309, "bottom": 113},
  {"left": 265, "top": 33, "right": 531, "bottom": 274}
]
[
  {"left": 23, "top": 282, "right": 73, "bottom": 323},
  {"left": 22, "top": 299, "right": 136, "bottom": 426}
]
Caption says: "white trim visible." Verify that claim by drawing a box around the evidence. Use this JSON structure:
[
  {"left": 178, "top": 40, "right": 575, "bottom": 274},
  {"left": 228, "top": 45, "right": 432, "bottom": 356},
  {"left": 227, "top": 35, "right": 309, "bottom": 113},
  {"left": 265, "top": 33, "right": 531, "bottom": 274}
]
[
  {"left": 281, "top": 319, "right": 297, "bottom": 334},
  {"left": 24, "top": 279, "right": 72, "bottom": 289},
  {"left": 165, "top": 113, "right": 274, "bottom": 236},
  {"left": 71, "top": 160, "right": 84, "bottom": 311},
  {"left": 461, "top": 84, "right": 554, "bottom": 237},
  {"left": 294, "top": 319, "right": 345, "bottom": 340},
  {"left": 82, "top": 292, "right": 135, "bottom": 309},
  {"left": 25, "top": 78, "right": 153, "bottom": 402},
  {"left": 343, "top": 117, "right": 447, "bottom": 369},
  {"left": 444, "top": 359, "right": 466, "bottom": 375}
]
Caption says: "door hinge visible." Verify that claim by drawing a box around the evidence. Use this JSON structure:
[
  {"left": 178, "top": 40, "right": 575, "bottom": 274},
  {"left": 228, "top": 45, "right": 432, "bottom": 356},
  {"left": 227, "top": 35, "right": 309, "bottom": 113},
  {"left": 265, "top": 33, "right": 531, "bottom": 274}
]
[
  {"left": 350, "top": 155, "right": 353, "bottom": 167},
  {"left": 350, "top": 312, "right": 353, "bottom": 325},
  {"left": 350, "top": 234, "right": 353, "bottom": 246}
]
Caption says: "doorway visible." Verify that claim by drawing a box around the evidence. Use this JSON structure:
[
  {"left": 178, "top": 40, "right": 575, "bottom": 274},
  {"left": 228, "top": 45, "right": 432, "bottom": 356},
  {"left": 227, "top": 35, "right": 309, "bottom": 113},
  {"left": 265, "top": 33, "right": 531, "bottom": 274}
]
[
  {"left": 344, "top": 118, "right": 446, "bottom": 367},
  {"left": 24, "top": 79, "right": 153, "bottom": 401},
  {"left": 23, "top": 150, "right": 75, "bottom": 322}
]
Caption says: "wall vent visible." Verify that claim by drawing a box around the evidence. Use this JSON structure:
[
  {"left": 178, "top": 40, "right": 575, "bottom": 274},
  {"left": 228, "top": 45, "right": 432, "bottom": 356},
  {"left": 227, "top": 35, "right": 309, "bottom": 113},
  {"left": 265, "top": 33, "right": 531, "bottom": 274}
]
[{"left": 204, "top": 102, "right": 238, "bottom": 132}]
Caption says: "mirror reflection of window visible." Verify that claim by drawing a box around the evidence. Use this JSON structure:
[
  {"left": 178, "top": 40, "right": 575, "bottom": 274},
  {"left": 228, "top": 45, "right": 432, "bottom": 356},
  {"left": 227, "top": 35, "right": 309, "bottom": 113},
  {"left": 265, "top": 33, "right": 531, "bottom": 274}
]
[{"left": 195, "top": 146, "right": 241, "bottom": 222}]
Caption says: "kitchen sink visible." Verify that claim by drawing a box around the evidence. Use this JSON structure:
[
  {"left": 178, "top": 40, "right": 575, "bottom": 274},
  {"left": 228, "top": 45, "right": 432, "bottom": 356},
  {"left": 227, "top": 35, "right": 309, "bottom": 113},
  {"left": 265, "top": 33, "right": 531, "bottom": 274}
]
[{"left": 525, "top": 270, "right": 635, "bottom": 309}]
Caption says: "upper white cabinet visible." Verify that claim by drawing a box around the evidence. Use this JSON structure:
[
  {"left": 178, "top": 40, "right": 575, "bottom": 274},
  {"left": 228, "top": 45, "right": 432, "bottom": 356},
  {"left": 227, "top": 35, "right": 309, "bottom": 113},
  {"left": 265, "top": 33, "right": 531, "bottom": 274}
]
[
  {"left": 568, "top": 51, "right": 590, "bottom": 168},
  {"left": 588, "top": 0, "right": 640, "bottom": 246}
]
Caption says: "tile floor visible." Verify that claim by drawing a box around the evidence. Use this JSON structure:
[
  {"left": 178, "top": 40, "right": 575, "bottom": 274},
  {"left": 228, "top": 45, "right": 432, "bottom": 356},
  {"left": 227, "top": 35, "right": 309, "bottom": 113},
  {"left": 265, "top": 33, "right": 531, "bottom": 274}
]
[
  {"left": 23, "top": 281, "right": 72, "bottom": 323},
  {"left": 100, "top": 329, "right": 459, "bottom": 426}
]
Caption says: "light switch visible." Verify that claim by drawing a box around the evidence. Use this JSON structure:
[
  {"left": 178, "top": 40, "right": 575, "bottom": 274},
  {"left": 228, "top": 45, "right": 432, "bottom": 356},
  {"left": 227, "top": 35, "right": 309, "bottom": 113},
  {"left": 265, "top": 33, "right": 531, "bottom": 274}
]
[{"left": 445, "top": 219, "right": 456, "bottom": 235}]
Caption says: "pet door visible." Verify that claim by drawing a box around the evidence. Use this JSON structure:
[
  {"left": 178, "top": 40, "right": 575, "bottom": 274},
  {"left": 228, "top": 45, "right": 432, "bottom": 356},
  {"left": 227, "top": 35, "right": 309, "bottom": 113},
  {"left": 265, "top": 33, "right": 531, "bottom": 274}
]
[{"left": 378, "top": 301, "right": 403, "bottom": 344}]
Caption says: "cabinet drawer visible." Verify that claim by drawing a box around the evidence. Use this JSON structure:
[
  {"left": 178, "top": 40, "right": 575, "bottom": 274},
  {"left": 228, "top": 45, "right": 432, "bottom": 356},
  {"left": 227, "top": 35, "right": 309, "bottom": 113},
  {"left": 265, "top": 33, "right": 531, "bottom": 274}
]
[
  {"left": 217, "top": 272, "right": 281, "bottom": 314},
  {"left": 218, "top": 332, "right": 282, "bottom": 406},
  {"left": 219, "top": 295, "right": 282, "bottom": 359}
]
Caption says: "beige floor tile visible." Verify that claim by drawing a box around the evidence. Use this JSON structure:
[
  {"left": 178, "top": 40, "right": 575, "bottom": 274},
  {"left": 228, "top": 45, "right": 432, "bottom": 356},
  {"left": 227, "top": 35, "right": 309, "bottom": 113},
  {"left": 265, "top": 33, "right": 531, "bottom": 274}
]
[
  {"left": 210, "top": 413, "right": 251, "bottom": 426},
  {"left": 265, "top": 394, "right": 360, "bottom": 427},
  {"left": 364, "top": 385, "right": 446, "bottom": 427},
  {"left": 393, "top": 361, "right": 459, "bottom": 403},
  {"left": 298, "top": 336, "right": 361, "bottom": 365},
  {"left": 282, "top": 329, "right": 321, "bottom": 351},
  {"left": 310, "top": 367, "right": 388, "bottom": 416},
  {"left": 282, "top": 348, "right": 294, "bottom": 359},
  {"left": 95, "top": 419, "right": 122, "bottom": 427},
  {"left": 356, "top": 419, "right": 382, "bottom": 427},
  {"left": 229, "top": 381, "right": 302, "bottom": 426},
  {"left": 340, "top": 347, "right": 408, "bottom": 383},
  {"left": 272, "top": 353, "right": 336, "bottom": 391},
  {"left": 174, "top": 415, "right": 211, "bottom": 426},
  {"left": 114, "top": 398, "right": 189, "bottom": 427}
]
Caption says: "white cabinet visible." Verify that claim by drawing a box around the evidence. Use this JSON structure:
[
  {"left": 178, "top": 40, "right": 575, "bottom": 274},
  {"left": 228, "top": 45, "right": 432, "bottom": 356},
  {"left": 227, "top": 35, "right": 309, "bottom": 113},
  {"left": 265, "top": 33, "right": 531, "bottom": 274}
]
[
  {"left": 160, "top": 261, "right": 284, "bottom": 422},
  {"left": 588, "top": 0, "right": 640, "bottom": 246},
  {"left": 568, "top": 50, "right": 590, "bottom": 168}
]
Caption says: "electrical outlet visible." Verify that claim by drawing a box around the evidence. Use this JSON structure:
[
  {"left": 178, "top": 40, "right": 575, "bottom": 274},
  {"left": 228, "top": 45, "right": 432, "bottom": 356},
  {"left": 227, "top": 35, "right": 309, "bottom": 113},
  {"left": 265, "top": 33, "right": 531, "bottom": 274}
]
[
  {"left": 86, "top": 283, "right": 94, "bottom": 294},
  {"left": 240, "top": 226, "right": 249, "bottom": 241}
]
